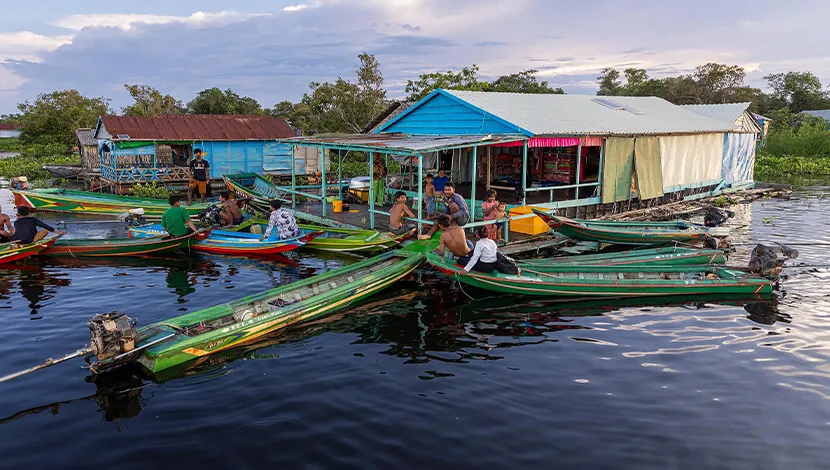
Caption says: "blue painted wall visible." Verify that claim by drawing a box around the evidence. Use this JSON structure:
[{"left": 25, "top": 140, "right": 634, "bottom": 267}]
[
  {"left": 196, "top": 141, "right": 295, "bottom": 175},
  {"left": 380, "top": 92, "right": 521, "bottom": 135}
]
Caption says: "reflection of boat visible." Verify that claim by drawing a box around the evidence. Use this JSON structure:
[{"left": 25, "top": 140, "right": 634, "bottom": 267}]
[
  {"left": 0, "top": 234, "right": 63, "bottom": 264},
  {"left": 42, "top": 164, "right": 83, "bottom": 178},
  {"left": 40, "top": 229, "right": 208, "bottom": 257},
  {"left": 518, "top": 246, "right": 727, "bottom": 268},
  {"left": 12, "top": 188, "right": 209, "bottom": 218},
  {"left": 230, "top": 219, "right": 415, "bottom": 252},
  {"left": 427, "top": 253, "right": 773, "bottom": 298},
  {"left": 533, "top": 209, "right": 712, "bottom": 245}
]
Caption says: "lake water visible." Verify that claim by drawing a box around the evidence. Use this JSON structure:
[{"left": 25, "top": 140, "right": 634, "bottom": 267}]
[{"left": 1, "top": 186, "right": 829, "bottom": 469}]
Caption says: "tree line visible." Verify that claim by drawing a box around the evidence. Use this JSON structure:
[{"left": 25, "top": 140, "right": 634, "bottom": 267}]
[{"left": 1, "top": 53, "right": 828, "bottom": 146}]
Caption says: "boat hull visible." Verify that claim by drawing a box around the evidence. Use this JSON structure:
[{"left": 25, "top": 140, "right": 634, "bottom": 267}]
[
  {"left": 40, "top": 230, "right": 206, "bottom": 257},
  {"left": 0, "top": 235, "right": 62, "bottom": 264},
  {"left": 519, "top": 246, "right": 727, "bottom": 268},
  {"left": 223, "top": 173, "right": 285, "bottom": 212},
  {"left": 12, "top": 189, "right": 209, "bottom": 219},
  {"left": 129, "top": 224, "right": 321, "bottom": 256},
  {"left": 230, "top": 219, "right": 414, "bottom": 252}
]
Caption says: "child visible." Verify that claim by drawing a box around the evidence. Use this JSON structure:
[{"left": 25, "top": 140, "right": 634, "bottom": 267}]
[
  {"left": 424, "top": 174, "right": 436, "bottom": 219},
  {"left": 481, "top": 189, "right": 498, "bottom": 239},
  {"left": 389, "top": 191, "right": 415, "bottom": 235},
  {"left": 491, "top": 201, "right": 511, "bottom": 242}
]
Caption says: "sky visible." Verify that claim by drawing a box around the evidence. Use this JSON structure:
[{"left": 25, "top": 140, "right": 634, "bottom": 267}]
[{"left": 1, "top": 0, "right": 829, "bottom": 114}]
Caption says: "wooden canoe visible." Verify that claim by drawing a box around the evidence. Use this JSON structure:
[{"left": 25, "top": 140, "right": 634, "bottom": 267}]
[
  {"left": 427, "top": 253, "right": 772, "bottom": 298},
  {"left": 40, "top": 229, "right": 209, "bottom": 257},
  {"left": 129, "top": 224, "right": 322, "bottom": 256},
  {"left": 42, "top": 164, "right": 83, "bottom": 178},
  {"left": 518, "top": 246, "right": 727, "bottom": 268},
  {"left": 229, "top": 219, "right": 415, "bottom": 252},
  {"left": 0, "top": 234, "right": 63, "bottom": 264},
  {"left": 12, "top": 188, "right": 210, "bottom": 219},
  {"left": 91, "top": 250, "right": 425, "bottom": 374},
  {"left": 533, "top": 209, "right": 711, "bottom": 245},
  {"left": 223, "top": 173, "right": 288, "bottom": 212}
]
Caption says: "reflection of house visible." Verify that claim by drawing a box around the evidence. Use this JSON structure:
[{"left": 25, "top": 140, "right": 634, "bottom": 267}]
[
  {"left": 0, "top": 123, "right": 21, "bottom": 139},
  {"left": 93, "top": 115, "right": 314, "bottom": 185},
  {"left": 75, "top": 128, "right": 99, "bottom": 171}
]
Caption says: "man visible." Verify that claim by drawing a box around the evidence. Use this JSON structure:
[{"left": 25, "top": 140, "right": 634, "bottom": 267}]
[
  {"left": 12, "top": 206, "right": 65, "bottom": 244},
  {"left": 188, "top": 149, "right": 210, "bottom": 204},
  {"left": 432, "top": 214, "right": 472, "bottom": 259},
  {"left": 418, "top": 182, "right": 469, "bottom": 239},
  {"left": 372, "top": 155, "right": 387, "bottom": 206},
  {"left": 432, "top": 168, "right": 448, "bottom": 192},
  {"left": 260, "top": 200, "right": 300, "bottom": 241},
  {"left": 162, "top": 195, "right": 198, "bottom": 237},
  {"left": 0, "top": 205, "right": 14, "bottom": 243},
  {"left": 389, "top": 191, "right": 415, "bottom": 236},
  {"left": 219, "top": 192, "right": 244, "bottom": 227}
]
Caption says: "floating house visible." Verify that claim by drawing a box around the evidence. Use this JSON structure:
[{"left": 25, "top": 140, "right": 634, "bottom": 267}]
[
  {"left": 92, "top": 114, "right": 320, "bottom": 185},
  {"left": 278, "top": 89, "right": 756, "bottom": 234},
  {"left": 0, "top": 123, "right": 21, "bottom": 139},
  {"left": 75, "top": 128, "right": 99, "bottom": 172}
]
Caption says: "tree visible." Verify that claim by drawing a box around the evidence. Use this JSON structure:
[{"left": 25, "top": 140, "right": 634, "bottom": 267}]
[
  {"left": 17, "top": 90, "right": 111, "bottom": 145},
  {"left": 489, "top": 69, "right": 564, "bottom": 94},
  {"left": 122, "top": 84, "right": 183, "bottom": 116},
  {"left": 597, "top": 68, "right": 623, "bottom": 96},
  {"left": 186, "top": 88, "right": 263, "bottom": 115},
  {"left": 405, "top": 65, "right": 486, "bottom": 101},
  {"left": 0, "top": 113, "right": 21, "bottom": 125},
  {"left": 763, "top": 71, "right": 830, "bottom": 113}
]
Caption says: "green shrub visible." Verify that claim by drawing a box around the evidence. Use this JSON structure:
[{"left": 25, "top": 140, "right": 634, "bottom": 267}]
[
  {"left": 130, "top": 181, "right": 171, "bottom": 199},
  {"left": 0, "top": 154, "right": 77, "bottom": 180},
  {"left": 755, "top": 153, "right": 830, "bottom": 182}
]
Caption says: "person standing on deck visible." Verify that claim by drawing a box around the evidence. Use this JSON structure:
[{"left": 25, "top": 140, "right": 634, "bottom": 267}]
[
  {"left": 12, "top": 206, "right": 65, "bottom": 244},
  {"left": 188, "top": 149, "right": 210, "bottom": 205},
  {"left": 458, "top": 226, "right": 499, "bottom": 274},
  {"left": 260, "top": 200, "right": 300, "bottom": 241},
  {"left": 162, "top": 195, "right": 198, "bottom": 237},
  {"left": 419, "top": 182, "right": 469, "bottom": 239},
  {"left": 424, "top": 174, "right": 436, "bottom": 219},
  {"left": 218, "top": 192, "right": 244, "bottom": 227},
  {"left": 432, "top": 168, "right": 448, "bottom": 192},
  {"left": 372, "top": 155, "right": 387, "bottom": 206},
  {"left": 0, "top": 206, "right": 15, "bottom": 243}
]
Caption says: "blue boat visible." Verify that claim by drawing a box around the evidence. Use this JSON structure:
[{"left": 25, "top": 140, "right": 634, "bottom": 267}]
[{"left": 129, "top": 224, "right": 323, "bottom": 256}]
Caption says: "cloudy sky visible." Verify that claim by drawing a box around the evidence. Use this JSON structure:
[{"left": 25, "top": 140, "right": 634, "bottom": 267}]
[{"left": 1, "top": 0, "right": 829, "bottom": 114}]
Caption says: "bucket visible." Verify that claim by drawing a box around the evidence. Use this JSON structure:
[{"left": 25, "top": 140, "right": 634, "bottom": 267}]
[{"left": 332, "top": 200, "right": 343, "bottom": 213}]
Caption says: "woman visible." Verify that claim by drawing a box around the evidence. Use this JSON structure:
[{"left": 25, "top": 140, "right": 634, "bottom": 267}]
[
  {"left": 259, "top": 200, "right": 300, "bottom": 241},
  {"left": 458, "top": 226, "right": 499, "bottom": 274}
]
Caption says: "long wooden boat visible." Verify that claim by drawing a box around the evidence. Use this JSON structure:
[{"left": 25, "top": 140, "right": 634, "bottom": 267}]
[
  {"left": 230, "top": 219, "right": 415, "bottom": 252},
  {"left": 0, "top": 251, "right": 425, "bottom": 383},
  {"left": 518, "top": 246, "right": 727, "bottom": 268},
  {"left": 223, "top": 173, "right": 287, "bottom": 212},
  {"left": 533, "top": 209, "right": 711, "bottom": 245},
  {"left": 42, "top": 164, "right": 83, "bottom": 178},
  {"left": 40, "top": 229, "right": 209, "bottom": 257},
  {"left": 427, "top": 253, "right": 772, "bottom": 298},
  {"left": 129, "top": 223, "right": 322, "bottom": 256},
  {"left": 0, "top": 234, "right": 63, "bottom": 264},
  {"left": 12, "top": 188, "right": 209, "bottom": 219}
]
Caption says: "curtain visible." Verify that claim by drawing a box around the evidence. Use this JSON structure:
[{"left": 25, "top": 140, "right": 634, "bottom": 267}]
[
  {"left": 659, "top": 134, "right": 723, "bottom": 188},
  {"left": 601, "top": 137, "right": 635, "bottom": 203},
  {"left": 722, "top": 133, "right": 757, "bottom": 185},
  {"left": 634, "top": 137, "right": 664, "bottom": 200}
]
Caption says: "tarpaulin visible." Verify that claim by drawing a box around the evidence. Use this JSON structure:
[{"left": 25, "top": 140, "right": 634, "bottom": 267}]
[
  {"left": 601, "top": 137, "right": 635, "bottom": 203},
  {"left": 634, "top": 137, "right": 664, "bottom": 200},
  {"left": 722, "top": 133, "right": 756, "bottom": 185},
  {"left": 659, "top": 134, "right": 723, "bottom": 188}
]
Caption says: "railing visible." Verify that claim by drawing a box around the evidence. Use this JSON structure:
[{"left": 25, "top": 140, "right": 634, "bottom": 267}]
[{"left": 100, "top": 165, "right": 191, "bottom": 183}]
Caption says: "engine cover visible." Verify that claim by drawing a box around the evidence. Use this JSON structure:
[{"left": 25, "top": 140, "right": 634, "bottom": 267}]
[{"left": 88, "top": 311, "right": 139, "bottom": 361}]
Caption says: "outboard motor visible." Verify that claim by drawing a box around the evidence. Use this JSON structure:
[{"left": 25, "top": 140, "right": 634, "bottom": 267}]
[
  {"left": 704, "top": 207, "right": 730, "bottom": 227},
  {"left": 87, "top": 311, "right": 139, "bottom": 364},
  {"left": 122, "top": 208, "right": 146, "bottom": 227},
  {"left": 198, "top": 204, "right": 223, "bottom": 226}
]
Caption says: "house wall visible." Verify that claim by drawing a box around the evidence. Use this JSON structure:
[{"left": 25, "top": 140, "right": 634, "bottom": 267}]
[
  {"left": 195, "top": 141, "right": 296, "bottom": 175},
  {"left": 658, "top": 134, "right": 724, "bottom": 189},
  {"left": 380, "top": 93, "right": 520, "bottom": 135}
]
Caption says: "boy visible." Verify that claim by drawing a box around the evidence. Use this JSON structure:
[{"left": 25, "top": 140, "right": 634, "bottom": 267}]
[
  {"left": 162, "top": 195, "right": 198, "bottom": 237},
  {"left": 219, "top": 191, "right": 243, "bottom": 227},
  {"left": 0, "top": 205, "right": 14, "bottom": 243},
  {"left": 432, "top": 214, "right": 472, "bottom": 259},
  {"left": 12, "top": 206, "right": 65, "bottom": 244},
  {"left": 188, "top": 149, "right": 210, "bottom": 204},
  {"left": 424, "top": 174, "right": 436, "bottom": 219},
  {"left": 260, "top": 200, "right": 300, "bottom": 241},
  {"left": 389, "top": 191, "right": 415, "bottom": 235}
]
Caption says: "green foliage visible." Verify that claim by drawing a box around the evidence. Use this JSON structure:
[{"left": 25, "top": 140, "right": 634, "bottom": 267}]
[
  {"left": 130, "top": 181, "right": 171, "bottom": 199},
  {"left": 0, "top": 137, "right": 23, "bottom": 152},
  {"left": 762, "top": 71, "right": 830, "bottom": 113},
  {"left": 760, "top": 116, "right": 830, "bottom": 158},
  {"left": 0, "top": 154, "right": 77, "bottom": 180},
  {"left": 123, "top": 84, "right": 184, "bottom": 116},
  {"left": 755, "top": 154, "right": 830, "bottom": 183},
  {"left": 712, "top": 196, "right": 737, "bottom": 208},
  {"left": 329, "top": 151, "right": 403, "bottom": 178},
  {"left": 405, "top": 66, "right": 563, "bottom": 101},
  {"left": 0, "top": 113, "right": 22, "bottom": 125},
  {"left": 17, "top": 90, "right": 111, "bottom": 145},
  {"left": 187, "top": 88, "right": 263, "bottom": 115}
]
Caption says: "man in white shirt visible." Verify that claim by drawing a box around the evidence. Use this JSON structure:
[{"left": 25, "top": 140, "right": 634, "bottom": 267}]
[{"left": 458, "top": 226, "right": 498, "bottom": 274}]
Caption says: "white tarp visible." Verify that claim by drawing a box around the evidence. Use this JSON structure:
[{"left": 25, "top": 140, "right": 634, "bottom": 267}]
[
  {"left": 722, "top": 133, "right": 756, "bottom": 185},
  {"left": 659, "top": 134, "right": 724, "bottom": 189}
]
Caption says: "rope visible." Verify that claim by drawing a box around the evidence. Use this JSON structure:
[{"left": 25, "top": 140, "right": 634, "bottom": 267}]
[{"left": 453, "top": 274, "right": 477, "bottom": 300}]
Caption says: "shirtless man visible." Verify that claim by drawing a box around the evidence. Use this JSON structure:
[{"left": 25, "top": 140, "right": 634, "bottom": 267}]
[
  {"left": 432, "top": 214, "right": 472, "bottom": 259},
  {"left": 0, "top": 206, "right": 14, "bottom": 243},
  {"left": 389, "top": 191, "right": 415, "bottom": 235}
]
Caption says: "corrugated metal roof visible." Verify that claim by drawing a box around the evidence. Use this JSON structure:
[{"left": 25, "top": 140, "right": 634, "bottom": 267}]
[
  {"left": 99, "top": 114, "right": 295, "bottom": 141},
  {"left": 0, "top": 123, "right": 21, "bottom": 131},
  {"left": 75, "top": 128, "right": 96, "bottom": 146},
  {"left": 800, "top": 110, "right": 830, "bottom": 121},
  {"left": 441, "top": 90, "right": 733, "bottom": 136},
  {"left": 361, "top": 101, "right": 415, "bottom": 134},
  {"left": 681, "top": 102, "right": 751, "bottom": 126},
  {"left": 279, "top": 133, "right": 526, "bottom": 153}
]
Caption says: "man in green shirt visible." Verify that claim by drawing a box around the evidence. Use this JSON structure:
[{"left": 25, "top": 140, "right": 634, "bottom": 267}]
[{"left": 162, "top": 195, "right": 198, "bottom": 237}]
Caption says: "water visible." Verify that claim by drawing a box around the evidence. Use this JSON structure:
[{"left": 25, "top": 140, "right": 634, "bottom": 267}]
[{"left": 1, "top": 187, "right": 830, "bottom": 469}]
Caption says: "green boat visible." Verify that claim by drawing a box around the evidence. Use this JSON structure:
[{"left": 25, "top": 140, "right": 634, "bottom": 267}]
[
  {"left": 533, "top": 209, "right": 712, "bottom": 245},
  {"left": 518, "top": 246, "right": 727, "bottom": 268},
  {"left": 0, "top": 250, "right": 425, "bottom": 382},
  {"left": 230, "top": 219, "right": 415, "bottom": 252},
  {"left": 40, "top": 229, "right": 209, "bottom": 257},
  {"left": 427, "top": 253, "right": 772, "bottom": 298},
  {"left": 223, "top": 173, "right": 290, "bottom": 212},
  {"left": 13, "top": 188, "right": 209, "bottom": 219}
]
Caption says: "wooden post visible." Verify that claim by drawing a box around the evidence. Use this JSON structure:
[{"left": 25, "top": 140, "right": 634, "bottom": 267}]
[
  {"left": 417, "top": 153, "right": 423, "bottom": 234},
  {"left": 470, "top": 146, "right": 477, "bottom": 224},
  {"left": 575, "top": 139, "right": 582, "bottom": 200},
  {"left": 521, "top": 140, "right": 528, "bottom": 206},
  {"left": 486, "top": 146, "right": 492, "bottom": 190},
  {"left": 369, "top": 151, "right": 375, "bottom": 229},
  {"left": 321, "top": 146, "right": 327, "bottom": 217},
  {"left": 338, "top": 150, "right": 343, "bottom": 200},
  {"left": 291, "top": 145, "right": 296, "bottom": 208}
]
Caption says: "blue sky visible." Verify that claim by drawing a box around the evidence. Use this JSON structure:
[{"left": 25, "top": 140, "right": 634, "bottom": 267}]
[{"left": 1, "top": 0, "right": 829, "bottom": 114}]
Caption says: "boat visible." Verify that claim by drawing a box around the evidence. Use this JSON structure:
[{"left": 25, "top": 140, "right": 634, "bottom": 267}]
[
  {"left": 533, "top": 209, "right": 712, "bottom": 245},
  {"left": 13, "top": 188, "right": 209, "bottom": 219},
  {"left": 426, "top": 253, "right": 772, "bottom": 298},
  {"left": 0, "top": 234, "right": 63, "bottom": 264},
  {"left": 42, "top": 164, "right": 84, "bottom": 178},
  {"left": 229, "top": 219, "right": 415, "bottom": 252},
  {"left": 0, "top": 250, "right": 425, "bottom": 381},
  {"left": 222, "top": 173, "right": 287, "bottom": 212},
  {"left": 128, "top": 223, "right": 323, "bottom": 256},
  {"left": 40, "top": 229, "right": 209, "bottom": 257},
  {"left": 518, "top": 246, "right": 727, "bottom": 268}
]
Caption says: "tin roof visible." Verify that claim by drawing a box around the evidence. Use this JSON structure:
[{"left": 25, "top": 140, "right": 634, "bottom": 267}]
[
  {"left": 279, "top": 133, "right": 526, "bottom": 154},
  {"left": 394, "top": 90, "right": 733, "bottom": 136},
  {"left": 361, "top": 101, "right": 415, "bottom": 134},
  {"left": 96, "top": 114, "right": 294, "bottom": 141},
  {"left": 75, "top": 128, "right": 96, "bottom": 146},
  {"left": 0, "top": 123, "right": 21, "bottom": 131},
  {"left": 800, "top": 109, "right": 830, "bottom": 121},
  {"left": 681, "top": 102, "right": 752, "bottom": 126}
]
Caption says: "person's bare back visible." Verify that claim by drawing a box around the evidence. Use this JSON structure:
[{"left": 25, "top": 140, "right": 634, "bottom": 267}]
[
  {"left": 440, "top": 224, "right": 470, "bottom": 257},
  {"left": 389, "top": 194, "right": 415, "bottom": 229}
]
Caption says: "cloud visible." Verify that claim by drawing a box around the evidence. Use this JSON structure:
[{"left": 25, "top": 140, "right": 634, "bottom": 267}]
[
  {"left": 283, "top": 5, "right": 309, "bottom": 12},
  {"left": 53, "top": 11, "right": 271, "bottom": 31},
  {"left": 0, "top": 31, "right": 73, "bottom": 62}
]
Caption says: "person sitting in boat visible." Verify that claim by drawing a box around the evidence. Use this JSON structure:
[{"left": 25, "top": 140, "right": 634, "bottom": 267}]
[
  {"left": 12, "top": 206, "right": 65, "bottom": 244},
  {"left": 458, "top": 226, "right": 499, "bottom": 274},
  {"left": 389, "top": 191, "right": 415, "bottom": 236},
  {"left": 218, "top": 192, "right": 244, "bottom": 227},
  {"left": 260, "top": 200, "right": 299, "bottom": 241},
  {"left": 162, "top": 195, "right": 198, "bottom": 238},
  {"left": 187, "top": 149, "right": 210, "bottom": 205},
  {"left": 432, "top": 214, "right": 472, "bottom": 259},
  {"left": 11, "top": 176, "right": 30, "bottom": 190},
  {"left": 0, "top": 205, "right": 14, "bottom": 243}
]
